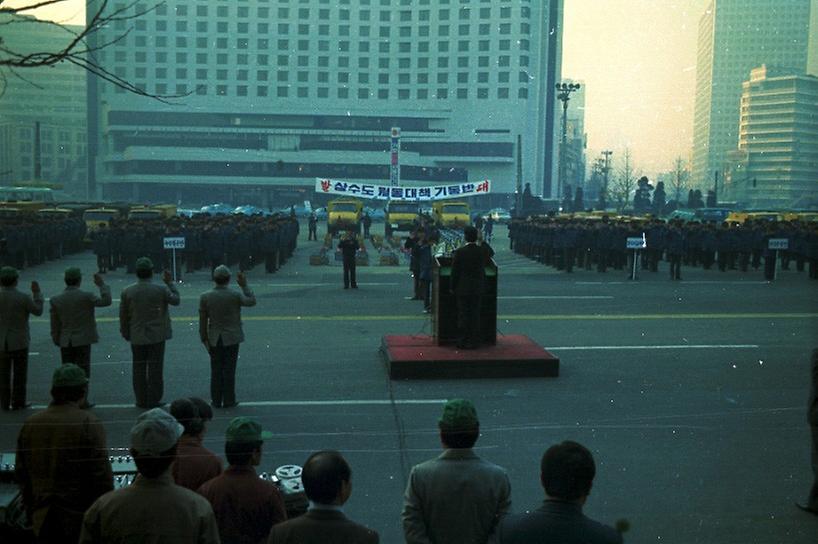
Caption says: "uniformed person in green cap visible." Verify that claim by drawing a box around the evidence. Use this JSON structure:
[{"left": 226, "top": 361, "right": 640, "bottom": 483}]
[
  {"left": 402, "top": 398, "right": 511, "bottom": 544},
  {"left": 50, "top": 267, "right": 111, "bottom": 408},
  {"left": 119, "top": 257, "right": 180, "bottom": 409},
  {"left": 16, "top": 364, "right": 113, "bottom": 543},
  {"left": 0, "top": 265, "right": 43, "bottom": 410}
]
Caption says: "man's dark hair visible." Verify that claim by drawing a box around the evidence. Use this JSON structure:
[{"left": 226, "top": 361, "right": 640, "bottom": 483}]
[
  {"left": 0, "top": 276, "right": 15, "bottom": 287},
  {"left": 440, "top": 428, "right": 480, "bottom": 449},
  {"left": 540, "top": 441, "right": 596, "bottom": 501},
  {"left": 65, "top": 276, "right": 80, "bottom": 287},
  {"left": 302, "top": 450, "right": 351, "bottom": 504},
  {"left": 189, "top": 397, "right": 213, "bottom": 422},
  {"left": 214, "top": 276, "right": 229, "bottom": 285},
  {"left": 133, "top": 445, "right": 177, "bottom": 478},
  {"left": 463, "top": 226, "right": 478, "bottom": 242},
  {"left": 169, "top": 398, "right": 203, "bottom": 436},
  {"left": 136, "top": 268, "right": 152, "bottom": 279},
  {"left": 50, "top": 385, "right": 86, "bottom": 404},
  {"left": 225, "top": 440, "right": 262, "bottom": 466}
]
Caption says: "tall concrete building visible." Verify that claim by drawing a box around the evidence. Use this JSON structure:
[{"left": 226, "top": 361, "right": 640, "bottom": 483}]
[
  {"left": 86, "top": 0, "right": 563, "bottom": 205},
  {"left": 691, "top": 0, "right": 813, "bottom": 191},
  {"left": 0, "top": 15, "right": 87, "bottom": 195},
  {"left": 723, "top": 65, "right": 818, "bottom": 209}
]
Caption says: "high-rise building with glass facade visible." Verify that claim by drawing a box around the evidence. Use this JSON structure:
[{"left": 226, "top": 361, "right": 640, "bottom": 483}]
[
  {"left": 691, "top": 0, "right": 813, "bottom": 191},
  {"left": 86, "top": 0, "right": 563, "bottom": 205}
]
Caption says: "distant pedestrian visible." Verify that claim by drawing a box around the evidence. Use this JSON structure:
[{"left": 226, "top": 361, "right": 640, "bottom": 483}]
[
  {"left": 50, "top": 267, "right": 111, "bottom": 408},
  {"left": 362, "top": 213, "right": 372, "bottom": 239},
  {"left": 308, "top": 212, "right": 318, "bottom": 241},
  {"left": 417, "top": 234, "right": 433, "bottom": 313},
  {"left": 797, "top": 348, "right": 818, "bottom": 516},
  {"left": 119, "top": 257, "right": 180, "bottom": 409},
  {"left": 495, "top": 441, "right": 622, "bottom": 544},
  {"left": 198, "top": 417, "right": 288, "bottom": 544},
  {"left": 267, "top": 450, "right": 379, "bottom": 544},
  {"left": 402, "top": 399, "right": 510, "bottom": 544},
  {"left": 199, "top": 265, "right": 256, "bottom": 408},
  {"left": 0, "top": 266, "right": 43, "bottom": 411},
  {"left": 337, "top": 231, "right": 359, "bottom": 289}
]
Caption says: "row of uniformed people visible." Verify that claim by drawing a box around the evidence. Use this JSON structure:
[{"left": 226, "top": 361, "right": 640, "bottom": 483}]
[
  {"left": 0, "top": 215, "right": 86, "bottom": 270},
  {"left": 509, "top": 216, "right": 818, "bottom": 279},
  {"left": 91, "top": 214, "right": 299, "bottom": 276}
]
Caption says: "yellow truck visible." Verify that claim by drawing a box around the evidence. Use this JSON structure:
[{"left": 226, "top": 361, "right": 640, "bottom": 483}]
[
  {"left": 432, "top": 201, "right": 470, "bottom": 229},
  {"left": 327, "top": 199, "right": 363, "bottom": 235},
  {"left": 129, "top": 204, "right": 177, "bottom": 221},
  {"left": 384, "top": 202, "right": 419, "bottom": 237},
  {"left": 83, "top": 208, "right": 121, "bottom": 240}
]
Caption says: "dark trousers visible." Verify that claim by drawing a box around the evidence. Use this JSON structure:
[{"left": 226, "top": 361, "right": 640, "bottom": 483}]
[
  {"left": 764, "top": 255, "right": 776, "bottom": 281},
  {"left": 131, "top": 342, "right": 165, "bottom": 408},
  {"left": 60, "top": 345, "right": 91, "bottom": 376},
  {"left": 809, "top": 425, "right": 818, "bottom": 509},
  {"left": 343, "top": 257, "right": 357, "bottom": 288},
  {"left": 0, "top": 348, "right": 28, "bottom": 409},
  {"left": 308, "top": 225, "right": 317, "bottom": 240},
  {"left": 420, "top": 279, "right": 431, "bottom": 310},
  {"left": 456, "top": 294, "right": 482, "bottom": 348},
  {"left": 669, "top": 254, "right": 682, "bottom": 280},
  {"left": 209, "top": 341, "right": 240, "bottom": 407}
]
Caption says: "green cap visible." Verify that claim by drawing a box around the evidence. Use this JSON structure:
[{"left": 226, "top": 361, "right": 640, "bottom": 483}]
[
  {"left": 135, "top": 257, "right": 153, "bottom": 272},
  {"left": 0, "top": 266, "right": 18, "bottom": 282},
  {"left": 438, "top": 399, "right": 479, "bottom": 431},
  {"left": 225, "top": 417, "right": 273, "bottom": 443},
  {"left": 52, "top": 363, "right": 88, "bottom": 388},
  {"left": 64, "top": 267, "right": 82, "bottom": 282}
]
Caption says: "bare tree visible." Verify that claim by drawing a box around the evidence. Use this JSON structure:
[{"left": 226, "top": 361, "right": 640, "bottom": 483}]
[
  {"left": 0, "top": 0, "right": 187, "bottom": 102},
  {"left": 608, "top": 148, "right": 640, "bottom": 213},
  {"left": 669, "top": 156, "right": 689, "bottom": 206}
]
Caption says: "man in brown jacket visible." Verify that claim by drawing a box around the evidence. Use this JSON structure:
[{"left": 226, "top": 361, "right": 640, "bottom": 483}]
[
  {"left": 119, "top": 257, "right": 180, "bottom": 408},
  {"left": 50, "top": 267, "right": 111, "bottom": 407},
  {"left": 15, "top": 364, "right": 113, "bottom": 543},
  {"left": 797, "top": 348, "right": 818, "bottom": 516},
  {"left": 0, "top": 266, "right": 43, "bottom": 410}
]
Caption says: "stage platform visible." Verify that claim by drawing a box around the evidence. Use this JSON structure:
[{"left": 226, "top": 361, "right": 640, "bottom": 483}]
[{"left": 381, "top": 335, "right": 560, "bottom": 379}]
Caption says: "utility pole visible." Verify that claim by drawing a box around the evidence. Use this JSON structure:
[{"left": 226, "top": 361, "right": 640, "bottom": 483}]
[
  {"left": 601, "top": 149, "right": 613, "bottom": 210},
  {"left": 515, "top": 134, "right": 523, "bottom": 215},
  {"left": 555, "top": 82, "right": 580, "bottom": 203}
]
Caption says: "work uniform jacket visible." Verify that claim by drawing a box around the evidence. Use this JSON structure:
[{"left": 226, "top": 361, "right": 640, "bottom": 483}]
[
  {"left": 15, "top": 402, "right": 113, "bottom": 535},
  {"left": 119, "top": 278, "right": 180, "bottom": 345},
  {"left": 199, "top": 284, "right": 256, "bottom": 347},
  {"left": 50, "top": 284, "right": 112, "bottom": 347},
  {"left": 79, "top": 470, "right": 220, "bottom": 544},
  {"left": 173, "top": 434, "right": 223, "bottom": 492},
  {"left": 0, "top": 285, "right": 44, "bottom": 351},
  {"left": 495, "top": 500, "right": 622, "bottom": 544},
  {"left": 267, "top": 507, "right": 378, "bottom": 544},
  {"left": 402, "top": 448, "right": 511, "bottom": 544}
]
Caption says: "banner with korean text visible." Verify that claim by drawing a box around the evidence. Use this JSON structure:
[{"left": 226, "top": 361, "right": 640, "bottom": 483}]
[{"left": 315, "top": 178, "right": 491, "bottom": 201}]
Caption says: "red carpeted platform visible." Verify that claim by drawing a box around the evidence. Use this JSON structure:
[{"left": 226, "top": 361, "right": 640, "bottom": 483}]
[{"left": 381, "top": 335, "right": 559, "bottom": 379}]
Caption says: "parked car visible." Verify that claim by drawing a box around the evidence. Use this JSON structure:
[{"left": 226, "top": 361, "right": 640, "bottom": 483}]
[{"left": 484, "top": 208, "right": 512, "bottom": 224}]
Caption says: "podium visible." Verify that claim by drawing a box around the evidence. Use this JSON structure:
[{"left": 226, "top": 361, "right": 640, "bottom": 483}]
[{"left": 432, "top": 254, "right": 497, "bottom": 346}]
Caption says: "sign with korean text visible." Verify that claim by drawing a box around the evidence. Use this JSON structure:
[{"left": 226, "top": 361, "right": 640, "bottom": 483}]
[
  {"left": 315, "top": 178, "right": 491, "bottom": 201},
  {"left": 390, "top": 127, "right": 400, "bottom": 187},
  {"left": 768, "top": 238, "right": 789, "bottom": 250},
  {"left": 163, "top": 237, "right": 186, "bottom": 250},
  {"left": 626, "top": 235, "right": 647, "bottom": 249}
]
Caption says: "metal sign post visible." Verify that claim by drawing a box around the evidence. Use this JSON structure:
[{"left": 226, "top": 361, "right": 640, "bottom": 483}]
[
  {"left": 768, "top": 238, "right": 789, "bottom": 281},
  {"left": 626, "top": 233, "right": 647, "bottom": 281},
  {"left": 390, "top": 127, "right": 401, "bottom": 187},
  {"left": 163, "top": 237, "right": 186, "bottom": 283}
]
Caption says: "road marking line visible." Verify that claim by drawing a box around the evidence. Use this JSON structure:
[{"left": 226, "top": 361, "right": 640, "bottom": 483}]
[
  {"left": 32, "top": 312, "right": 818, "bottom": 324},
  {"left": 498, "top": 296, "right": 614, "bottom": 300},
  {"left": 550, "top": 344, "right": 759, "bottom": 351},
  {"left": 28, "top": 399, "right": 448, "bottom": 410}
]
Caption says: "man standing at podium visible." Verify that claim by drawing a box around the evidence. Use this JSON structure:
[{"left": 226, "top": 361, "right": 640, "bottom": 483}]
[{"left": 450, "top": 227, "right": 494, "bottom": 349}]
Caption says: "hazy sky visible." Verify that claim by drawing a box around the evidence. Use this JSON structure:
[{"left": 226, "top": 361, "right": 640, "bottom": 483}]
[{"left": 9, "top": 0, "right": 713, "bottom": 176}]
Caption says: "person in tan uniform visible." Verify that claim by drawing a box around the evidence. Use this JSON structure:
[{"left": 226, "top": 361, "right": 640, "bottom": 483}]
[
  {"left": 79, "top": 408, "right": 220, "bottom": 544},
  {"left": 49, "top": 267, "right": 111, "bottom": 407},
  {"left": 0, "top": 265, "right": 43, "bottom": 410},
  {"left": 199, "top": 265, "right": 256, "bottom": 408},
  {"left": 15, "top": 364, "right": 113, "bottom": 544},
  {"left": 119, "top": 257, "right": 180, "bottom": 408}
]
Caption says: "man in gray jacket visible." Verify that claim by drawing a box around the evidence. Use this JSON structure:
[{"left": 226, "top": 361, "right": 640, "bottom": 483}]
[
  {"left": 119, "top": 257, "right": 180, "bottom": 409},
  {"left": 402, "top": 399, "right": 511, "bottom": 544},
  {"left": 199, "top": 265, "right": 256, "bottom": 408},
  {"left": 50, "top": 267, "right": 111, "bottom": 407},
  {"left": 0, "top": 266, "right": 43, "bottom": 411},
  {"left": 797, "top": 348, "right": 818, "bottom": 516}
]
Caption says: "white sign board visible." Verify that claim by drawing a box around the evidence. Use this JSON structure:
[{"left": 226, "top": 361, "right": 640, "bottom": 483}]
[
  {"left": 315, "top": 178, "right": 491, "bottom": 201},
  {"left": 163, "top": 237, "right": 186, "bottom": 250},
  {"left": 626, "top": 235, "right": 647, "bottom": 250},
  {"left": 768, "top": 238, "right": 789, "bottom": 250}
]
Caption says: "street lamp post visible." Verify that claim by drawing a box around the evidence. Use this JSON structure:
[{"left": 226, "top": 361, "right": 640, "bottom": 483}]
[
  {"left": 601, "top": 149, "right": 613, "bottom": 210},
  {"left": 555, "top": 82, "right": 581, "bottom": 204}
]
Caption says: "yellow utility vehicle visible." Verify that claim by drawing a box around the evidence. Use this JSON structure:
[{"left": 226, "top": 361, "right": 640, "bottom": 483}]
[
  {"left": 327, "top": 199, "right": 363, "bottom": 235},
  {"left": 432, "top": 201, "right": 470, "bottom": 228},
  {"left": 384, "top": 202, "right": 419, "bottom": 237},
  {"left": 83, "top": 208, "right": 120, "bottom": 240}
]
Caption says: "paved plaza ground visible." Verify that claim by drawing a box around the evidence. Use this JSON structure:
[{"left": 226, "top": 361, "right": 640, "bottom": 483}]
[{"left": 1, "top": 223, "right": 816, "bottom": 543}]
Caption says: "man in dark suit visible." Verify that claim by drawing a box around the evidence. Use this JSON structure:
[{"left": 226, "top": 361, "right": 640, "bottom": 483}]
[
  {"left": 495, "top": 441, "right": 622, "bottom": 544},
  {"left": 337, "top": 231, "right": 359, "bottom": 289},
  {"left": 0, "top": 266, "right": 43, "bottom": 411},
  {"left": 199, "top": 265, "right": 256, "bottom": 408},
  {"left": 450, "top": 226, "right": 494, "bottom": 349},
  {"left": 267, "top": 450, "right": 378, "bottom": 544},
  {"left": 797, "top": 348, "right": 818, "bottom": 516},
  {"left": 50, "top": 267, "right": 111, "bottom": 407},
  {"left": 119, "top": 257, "right": 180, "bottom": 409}
]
